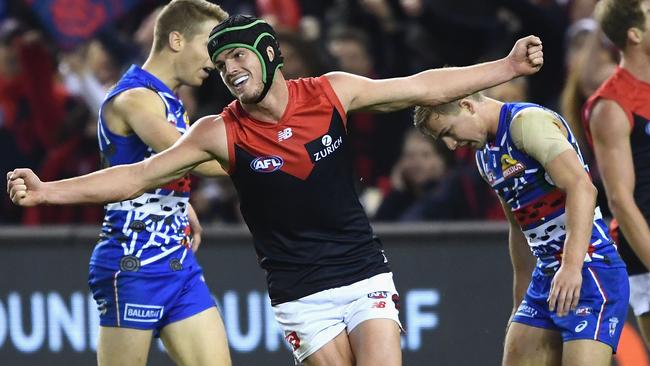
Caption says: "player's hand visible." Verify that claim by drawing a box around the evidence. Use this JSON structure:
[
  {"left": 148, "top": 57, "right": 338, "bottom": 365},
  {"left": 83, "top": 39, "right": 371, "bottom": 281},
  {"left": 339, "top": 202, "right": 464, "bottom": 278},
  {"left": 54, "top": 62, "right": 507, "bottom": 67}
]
[
  {"left": 6, "top": 169, "right": 45, "bottom": 207},
  {"left": 507, "top": 35, "right": 543, "bottom": 76},
  {"left": 187, "top": 203, "right": 203, "bottom": 253},
  {"left": 548, "top": 264, "right": 582, "bottom": 317}
]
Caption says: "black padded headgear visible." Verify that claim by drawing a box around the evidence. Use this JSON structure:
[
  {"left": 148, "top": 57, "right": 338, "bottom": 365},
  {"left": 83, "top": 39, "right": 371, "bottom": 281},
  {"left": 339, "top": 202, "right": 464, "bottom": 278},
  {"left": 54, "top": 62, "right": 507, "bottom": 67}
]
[{"left": 208, "top": 15, "right": 283, "bottom": 103}]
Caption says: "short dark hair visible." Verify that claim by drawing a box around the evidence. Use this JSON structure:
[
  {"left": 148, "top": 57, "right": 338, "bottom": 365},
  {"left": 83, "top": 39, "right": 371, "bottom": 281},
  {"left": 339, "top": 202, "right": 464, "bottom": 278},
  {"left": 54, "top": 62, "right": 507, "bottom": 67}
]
[{"left": 596, "top": 0, "right": 645, "bottom": 50}]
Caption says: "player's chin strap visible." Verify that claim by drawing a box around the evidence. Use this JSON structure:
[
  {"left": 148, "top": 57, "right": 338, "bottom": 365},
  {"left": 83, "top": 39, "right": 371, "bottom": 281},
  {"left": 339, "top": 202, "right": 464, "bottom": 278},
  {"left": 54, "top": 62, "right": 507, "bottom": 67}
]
[{"left": 208, "top": 15, "right": 284, "bottom": 103}]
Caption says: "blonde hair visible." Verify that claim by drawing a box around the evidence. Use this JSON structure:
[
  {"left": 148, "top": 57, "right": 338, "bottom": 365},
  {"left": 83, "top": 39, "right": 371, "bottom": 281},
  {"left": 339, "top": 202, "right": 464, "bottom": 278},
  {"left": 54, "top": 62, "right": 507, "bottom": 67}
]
[
  {"left": 413, "top": 92, "right": 484, "bottom": 136},
  {"left": 152, "top": 0, "right": 229, "bottom": 53}
]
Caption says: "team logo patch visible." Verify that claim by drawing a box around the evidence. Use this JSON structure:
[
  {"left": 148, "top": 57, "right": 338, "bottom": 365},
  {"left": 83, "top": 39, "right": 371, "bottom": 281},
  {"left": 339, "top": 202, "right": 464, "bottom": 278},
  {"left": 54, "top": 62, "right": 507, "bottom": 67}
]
[
  {"left": 367, "top": 291, "right": 389, "bottom": 299},
  {"left": 609, "top": 317, "right": 619, "bottom": 336},
  {"left": 124, "top": 303, "right": 164, "bottom": 322},
  {"left": 501, "top": 154, "right": 525, "bottom": 179},
  {"left": 183, "top": 111, "right": 190, "bottom": 126},
  {"left": 392, "top": 293, "right": 401, "bottom": 311},
  {"left": 96, "top": 299, "right": 108, "bottom": 316},
  {"left": 310, "top": 134, "right": 343, "bottom": 162},
  {"left": 575, "top": 306, "right": 592, "bottom": 316},
  {"left": 278, "top": 128, "right": 293, "bottom": 141},
  {"left": 250, "top": 156, "right": 284, "bottom": 173},
  {"left": 285, "top": 331, "right": 301, "bottom": 351}
]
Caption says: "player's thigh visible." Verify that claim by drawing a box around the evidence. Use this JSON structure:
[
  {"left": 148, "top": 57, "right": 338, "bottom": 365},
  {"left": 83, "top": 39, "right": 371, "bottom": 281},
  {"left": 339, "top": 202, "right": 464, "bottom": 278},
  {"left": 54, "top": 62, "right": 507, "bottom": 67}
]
[
  {"left": 503, "top": 322, "right": 562, "bottom": 366},
  {"left": 635, "top": 313, "right": 650, "bottom": 349},
  {"left": 97, "top": 326, "right": 153, "bottom": 366},
  {"left": 562, "top": 339, "right": 612, "bottom": 366},
  {"left": 159, "top": 307, "right": 231, "bottom": 366},
  {"left": 349, "top": 318, "right": 401, "bottom": 366},
  {"left": 303, "top": 329, "right": 354, "bottom": 366}
]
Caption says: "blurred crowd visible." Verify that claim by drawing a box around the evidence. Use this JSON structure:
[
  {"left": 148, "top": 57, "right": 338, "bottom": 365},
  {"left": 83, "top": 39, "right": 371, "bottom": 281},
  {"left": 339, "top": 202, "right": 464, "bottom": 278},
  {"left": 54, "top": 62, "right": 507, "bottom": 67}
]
[{"left": 0, "top": 0, "right": 618, "bottom": 225}]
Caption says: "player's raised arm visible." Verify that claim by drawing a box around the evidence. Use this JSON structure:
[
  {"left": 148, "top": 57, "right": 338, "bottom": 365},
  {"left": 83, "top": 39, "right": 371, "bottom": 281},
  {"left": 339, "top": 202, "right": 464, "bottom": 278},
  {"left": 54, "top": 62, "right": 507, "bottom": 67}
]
[
  {"left": 110, "top": 88, "right": 226, "bottom": 177},
  {"left": 326, "top": 35, "right": 543, "bottom": 114},
  {"left": 7, "top": 115, "right": 227, "bottom": 207}
]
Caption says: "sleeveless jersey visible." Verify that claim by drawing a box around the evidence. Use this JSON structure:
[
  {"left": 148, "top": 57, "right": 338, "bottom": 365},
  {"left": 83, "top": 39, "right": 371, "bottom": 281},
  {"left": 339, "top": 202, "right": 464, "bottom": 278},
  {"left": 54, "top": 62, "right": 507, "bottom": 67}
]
[
  {"left": 476, "top": 103, "right": 623, "bottom": 274},
  {"left": 583, "top": 66, "right": 650, "bottom": 275},
  {"left": 221, "top": 76, "right": 390, "bottom": 305},
  {"left": 91, "top": 65, "right": 195, "bottom": 272}
]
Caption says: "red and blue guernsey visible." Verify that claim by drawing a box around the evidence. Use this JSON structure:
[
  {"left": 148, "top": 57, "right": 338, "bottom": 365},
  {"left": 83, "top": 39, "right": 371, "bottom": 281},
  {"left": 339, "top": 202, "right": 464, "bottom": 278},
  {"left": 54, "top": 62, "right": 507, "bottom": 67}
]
[
  {"left": 475, "top": 103, "right": 623, "bottom": 273},
  {"left": 88, "top": 65, "right": 215, "bottom": 332}
]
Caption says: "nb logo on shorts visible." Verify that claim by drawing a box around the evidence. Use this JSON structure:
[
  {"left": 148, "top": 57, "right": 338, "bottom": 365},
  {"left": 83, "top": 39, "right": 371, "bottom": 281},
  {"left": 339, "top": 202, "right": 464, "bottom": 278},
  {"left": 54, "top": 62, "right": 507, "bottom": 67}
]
[
  {"left": 124, "top": 303, "right": 164, "bottom": 322},
  {"left": 574, "top": 320, "right": 588, "bottom": 333}
]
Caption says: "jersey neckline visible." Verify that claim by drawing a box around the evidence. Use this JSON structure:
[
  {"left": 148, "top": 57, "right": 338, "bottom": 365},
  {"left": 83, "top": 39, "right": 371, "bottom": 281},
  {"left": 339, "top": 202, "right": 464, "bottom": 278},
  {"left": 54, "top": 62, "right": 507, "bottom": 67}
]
[{"left": 234, "top": 80, "right": 296, "bottom": 129}]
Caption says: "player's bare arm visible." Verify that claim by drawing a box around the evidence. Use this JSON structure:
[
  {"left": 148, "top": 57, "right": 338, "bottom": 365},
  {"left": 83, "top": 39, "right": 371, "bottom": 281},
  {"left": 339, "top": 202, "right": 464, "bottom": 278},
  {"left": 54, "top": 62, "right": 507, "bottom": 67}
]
[
  {"left": 500, "top": 197, "right": 535, "bottom": 314},
  {"left": 7, "top": 115, "right": 227, "bottom": 207},
  {"left": 512, "top": 109, "right": 597, "bottom": 317},
  {"left": 591, "top": 99, "right": 650, "bottom": 269},
  {"left": 106, "top": 88, "right": 226, "bottom": 177},
  {"left": 325, "top": 35, "right": 543, "bottom": 113}
]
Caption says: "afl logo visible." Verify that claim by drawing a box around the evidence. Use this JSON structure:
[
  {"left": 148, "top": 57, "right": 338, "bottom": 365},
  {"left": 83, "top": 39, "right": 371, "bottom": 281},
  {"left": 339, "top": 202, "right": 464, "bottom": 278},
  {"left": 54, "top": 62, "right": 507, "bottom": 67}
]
[
  {"left": 322, "top": 135, "right": 332, "bottom": 146},
  {"left": 251, "top": 156, "right": 284, "bottom": 173},
  {"left": 645, "top": 121, "right": 650, "bottom": 136}
]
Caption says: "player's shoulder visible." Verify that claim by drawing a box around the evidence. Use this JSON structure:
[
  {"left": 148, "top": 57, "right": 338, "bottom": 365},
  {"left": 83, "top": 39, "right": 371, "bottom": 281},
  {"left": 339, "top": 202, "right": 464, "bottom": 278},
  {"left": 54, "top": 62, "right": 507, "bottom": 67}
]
[
  {"left": 192, "top": 114, "right": 226, "bottom": 135},
  {"left": 589, "top": 99, "right": 629, "bottom": 135},
  {"left": 108, "top": 87, "right": 164, "bottom": 115},
  {"left": 590, "top": 98, "right": 626, "bottom": 120},
  {"left": 510, "top": 106, "right": 566, "bottom": 139},
  {"left": 194, "top": 114, "right": 224, "bottom": 126},
  {"left": 512, "top": 105, "right": 555, "bottom": 122}
]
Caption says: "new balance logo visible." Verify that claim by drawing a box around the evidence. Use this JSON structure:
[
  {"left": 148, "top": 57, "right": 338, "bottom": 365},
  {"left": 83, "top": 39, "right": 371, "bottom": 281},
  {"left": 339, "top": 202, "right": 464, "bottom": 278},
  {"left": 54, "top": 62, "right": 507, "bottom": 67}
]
[{"left": 278, "top": 128, "right": 293, "bottom": 141}]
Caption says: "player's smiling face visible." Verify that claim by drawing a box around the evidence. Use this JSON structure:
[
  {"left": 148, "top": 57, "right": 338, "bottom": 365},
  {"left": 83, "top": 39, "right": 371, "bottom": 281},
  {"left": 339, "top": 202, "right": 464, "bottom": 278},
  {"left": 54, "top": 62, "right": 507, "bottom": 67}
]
[{"left": 214, "top": 47, "right": 265, "bottom": 103}]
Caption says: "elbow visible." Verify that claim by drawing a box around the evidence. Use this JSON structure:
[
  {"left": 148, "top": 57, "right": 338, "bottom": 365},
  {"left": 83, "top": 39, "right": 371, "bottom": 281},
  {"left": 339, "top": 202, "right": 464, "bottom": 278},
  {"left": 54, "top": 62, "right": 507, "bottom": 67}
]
[
  {"left": 585, "top": 181, "right": 598, "bottom": 204},
  {"left": 607, "top": 192, "right": 633, "bottom": 216},
  {"left": 568, "top": 178, "right": 597, "bottom": 203}
]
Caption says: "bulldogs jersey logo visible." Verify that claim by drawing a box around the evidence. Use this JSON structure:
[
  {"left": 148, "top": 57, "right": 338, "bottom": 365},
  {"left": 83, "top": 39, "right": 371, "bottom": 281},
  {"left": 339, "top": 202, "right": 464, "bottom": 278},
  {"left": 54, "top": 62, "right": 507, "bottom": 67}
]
[
  {"left": 250, "top": 156, "right": 284, "bottom": 173},
  {"left": 501, "top": 154, "right": 525, "bottom": 179}
]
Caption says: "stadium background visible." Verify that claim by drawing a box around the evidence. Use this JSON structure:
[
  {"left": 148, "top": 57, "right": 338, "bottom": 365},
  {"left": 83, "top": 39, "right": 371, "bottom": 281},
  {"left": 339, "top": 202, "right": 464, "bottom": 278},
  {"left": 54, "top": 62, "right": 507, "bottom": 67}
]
[{"left": 0, "top": 0, "right": 647, "bottom": 364}]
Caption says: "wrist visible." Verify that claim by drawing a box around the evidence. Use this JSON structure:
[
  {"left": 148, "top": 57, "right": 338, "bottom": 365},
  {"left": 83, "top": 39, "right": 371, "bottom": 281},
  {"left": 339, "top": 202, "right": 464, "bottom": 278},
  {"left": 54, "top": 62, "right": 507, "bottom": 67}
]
[
  {"left": 40, "top": 182, "right": 51, "bottom": 205},
  {"left": 501, "top": 57, "right": 517, "bottom": 80},
  {"left": 559, "top": 258, "right": 583, "bottom": 271}
]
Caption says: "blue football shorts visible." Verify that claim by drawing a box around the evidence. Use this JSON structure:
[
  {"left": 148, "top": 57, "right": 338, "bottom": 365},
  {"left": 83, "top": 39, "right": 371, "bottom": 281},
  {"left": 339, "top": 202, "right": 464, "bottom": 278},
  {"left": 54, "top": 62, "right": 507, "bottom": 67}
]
[
  {"left": 88, "top": 261, "right": 216, "bottom": 336},
  {"left": 512, "top": 265, "right": 629, "bottom": 352}
]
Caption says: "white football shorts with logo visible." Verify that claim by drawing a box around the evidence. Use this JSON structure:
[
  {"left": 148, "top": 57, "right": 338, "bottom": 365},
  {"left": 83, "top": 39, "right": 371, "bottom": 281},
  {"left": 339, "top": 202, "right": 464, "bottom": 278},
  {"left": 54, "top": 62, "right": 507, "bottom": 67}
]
[
  {"left": 628, "top": 272, "right": 650, "bottom": 316},
  {"left": 272, "top": 272, "right": 402, "bottom": 362}
]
